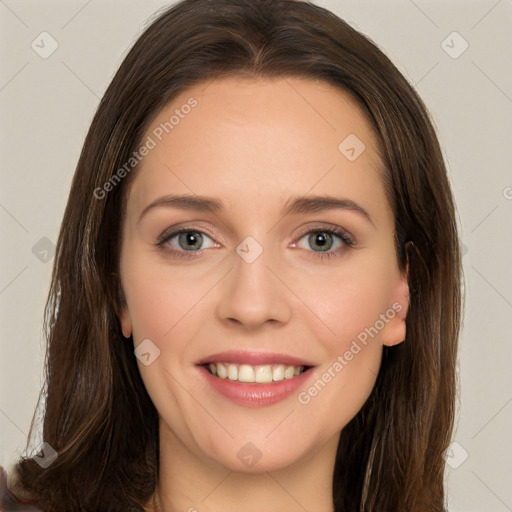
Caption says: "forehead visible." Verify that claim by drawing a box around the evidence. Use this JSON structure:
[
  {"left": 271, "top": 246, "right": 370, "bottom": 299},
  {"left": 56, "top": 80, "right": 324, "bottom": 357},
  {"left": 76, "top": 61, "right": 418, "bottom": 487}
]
[{"left": 125, "top": 76, "right": 388, "bottom": 222}]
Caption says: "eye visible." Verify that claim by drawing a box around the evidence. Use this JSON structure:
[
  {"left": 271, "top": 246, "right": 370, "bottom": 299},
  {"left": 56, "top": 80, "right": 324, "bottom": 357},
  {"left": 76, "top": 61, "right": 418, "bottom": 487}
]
[
  {"left": 157, "top": 229, "right": 217, "bottom": 253},
  {"left": 294, "top": 228, "right": 354, "bottom": 255}
]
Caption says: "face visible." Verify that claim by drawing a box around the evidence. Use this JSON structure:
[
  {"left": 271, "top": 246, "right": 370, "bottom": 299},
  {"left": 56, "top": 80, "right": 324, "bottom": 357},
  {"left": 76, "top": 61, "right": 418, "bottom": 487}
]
[{"left": 119, "top": 76, "right": 409, "bottom": 473}]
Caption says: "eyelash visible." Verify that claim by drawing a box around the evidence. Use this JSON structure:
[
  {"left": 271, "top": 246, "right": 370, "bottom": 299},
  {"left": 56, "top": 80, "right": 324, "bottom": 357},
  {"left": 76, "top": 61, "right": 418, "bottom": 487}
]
[{"left": 155, "top": 226, "right": 355, "bottom": 260}]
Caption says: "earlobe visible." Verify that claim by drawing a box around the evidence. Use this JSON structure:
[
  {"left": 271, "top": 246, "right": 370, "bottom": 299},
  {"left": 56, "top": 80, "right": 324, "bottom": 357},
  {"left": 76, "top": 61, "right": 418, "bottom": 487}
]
[
  {"left": 119, "top": 308, "right": 133, "bottom": 339},
  {"left": 382, "top": 249, "right": 411, "bottom": 347},
  {"left": 117, "top": 285, "right": 132, "bottom": 339}
]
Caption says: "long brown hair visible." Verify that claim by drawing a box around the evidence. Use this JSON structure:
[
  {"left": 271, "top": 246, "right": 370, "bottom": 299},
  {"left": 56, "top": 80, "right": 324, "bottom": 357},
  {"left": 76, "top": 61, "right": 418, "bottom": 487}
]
[{"left": 8, "top": 1, "right": 462, "bottom": 510}]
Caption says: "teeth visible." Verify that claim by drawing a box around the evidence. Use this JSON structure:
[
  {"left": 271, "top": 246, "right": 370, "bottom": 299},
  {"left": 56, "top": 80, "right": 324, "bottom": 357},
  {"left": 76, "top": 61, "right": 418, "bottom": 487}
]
[
  {"left": 216, "top": 363, "right": 227, "bottom": 379},
  {"left": 272, "top": 364, "right": 285, "bottom": 381},
  {"left": 284, "top": 365, "right": 295, "bottom": 379},
  {"left": 206, "top": 362, "right": 305, "bottom": 383},
  {"left": 255, "top": 365, "right": 272, "bottom": 383},
  {"left": 228, "top": 363, "right": 238, "bottom": 381},
  {"left": 238, "top": 364, "right": 255, "bottom": 383}
]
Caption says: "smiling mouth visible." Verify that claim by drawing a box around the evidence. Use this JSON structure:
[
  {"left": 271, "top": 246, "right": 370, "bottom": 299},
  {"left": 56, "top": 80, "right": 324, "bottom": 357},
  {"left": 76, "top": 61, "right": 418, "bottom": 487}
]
[{"left": 202, "top": 362, "right": 311, "bottom": 384}]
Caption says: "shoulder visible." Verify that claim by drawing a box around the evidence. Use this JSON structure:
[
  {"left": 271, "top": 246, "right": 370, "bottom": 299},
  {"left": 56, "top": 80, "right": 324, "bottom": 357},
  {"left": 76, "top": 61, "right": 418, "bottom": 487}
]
[{"left": 0, "top": 466, "right": 44, "bottom": 511}]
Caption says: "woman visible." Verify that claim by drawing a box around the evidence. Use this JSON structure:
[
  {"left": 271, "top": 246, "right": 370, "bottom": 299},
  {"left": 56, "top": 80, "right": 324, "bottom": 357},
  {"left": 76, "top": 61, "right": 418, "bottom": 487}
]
[{"left": 5, "top": 0, "right": 462, "bottom": 510}]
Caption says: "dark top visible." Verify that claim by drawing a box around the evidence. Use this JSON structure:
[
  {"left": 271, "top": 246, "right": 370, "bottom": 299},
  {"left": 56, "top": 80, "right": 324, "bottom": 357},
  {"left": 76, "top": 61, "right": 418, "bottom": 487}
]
[{"left": 0, "top": 466, "right": 44, "bottom": 512}]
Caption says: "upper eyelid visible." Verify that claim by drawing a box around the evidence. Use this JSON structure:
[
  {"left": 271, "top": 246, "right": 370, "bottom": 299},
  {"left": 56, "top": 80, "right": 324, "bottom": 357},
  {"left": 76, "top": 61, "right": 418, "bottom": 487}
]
[
  {"left": 157, "top": 223, "right": 350, "bottom": 238},
  {"left": 156, "top": 225, "right": 219, "bottom": 245},
  {"left": 294, "top": 224, "right": 353, "bottom": 238}
]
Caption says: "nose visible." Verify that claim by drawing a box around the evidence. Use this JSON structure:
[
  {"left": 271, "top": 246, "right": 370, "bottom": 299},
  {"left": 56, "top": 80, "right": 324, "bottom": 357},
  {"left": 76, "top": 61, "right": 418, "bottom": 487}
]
[{"left": 215, "top": 243, "right": 293, "bottom": 330}]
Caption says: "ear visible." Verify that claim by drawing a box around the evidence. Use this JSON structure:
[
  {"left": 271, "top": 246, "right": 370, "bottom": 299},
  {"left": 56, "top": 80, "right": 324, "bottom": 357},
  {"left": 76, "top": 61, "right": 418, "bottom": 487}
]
[
  {"left": 119, "top": 307, "right": 133, "bottom": 339},
  {"left": 382, "top": 251, "right": 410, "bottom": 347},
  {"left": 116, "top": 286, "right": 133, "bottom": 339}
]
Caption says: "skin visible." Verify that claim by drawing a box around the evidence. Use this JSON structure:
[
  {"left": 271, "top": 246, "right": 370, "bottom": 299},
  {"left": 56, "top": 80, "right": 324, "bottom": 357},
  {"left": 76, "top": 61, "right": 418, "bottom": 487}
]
[{"left": 118, "top": 76, "right": 409, "bottom": 512}]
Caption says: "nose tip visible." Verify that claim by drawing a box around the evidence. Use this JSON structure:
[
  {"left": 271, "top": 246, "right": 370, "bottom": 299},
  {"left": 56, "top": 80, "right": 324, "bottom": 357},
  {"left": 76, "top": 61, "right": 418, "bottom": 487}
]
[{"left": 224, "top": 315, "right": 280, "bottom": 331}]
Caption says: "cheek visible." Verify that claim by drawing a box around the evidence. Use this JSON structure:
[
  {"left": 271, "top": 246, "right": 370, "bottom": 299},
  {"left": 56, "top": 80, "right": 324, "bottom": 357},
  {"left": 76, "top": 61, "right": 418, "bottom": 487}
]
[
  {"left": 291, "top": 254, "right": 396, "bottom": 350},
  {"left": 293, "top": 286, "right": 384, "bottom": 439},
  {"left": 289, "top": 255, "right": 394, "bottom": 430},
  {"left": 121, "top": 256, "right": 214, "bottom": 341},
  {"left": 122, "top": 260, "right": 213, "bottom": 441}
]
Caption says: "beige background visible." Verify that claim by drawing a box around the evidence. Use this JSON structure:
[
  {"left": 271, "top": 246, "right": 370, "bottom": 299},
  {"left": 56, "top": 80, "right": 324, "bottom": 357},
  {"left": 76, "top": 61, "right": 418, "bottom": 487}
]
[{"left": 1, "top": 1, "right": 511, "bottom": 510}]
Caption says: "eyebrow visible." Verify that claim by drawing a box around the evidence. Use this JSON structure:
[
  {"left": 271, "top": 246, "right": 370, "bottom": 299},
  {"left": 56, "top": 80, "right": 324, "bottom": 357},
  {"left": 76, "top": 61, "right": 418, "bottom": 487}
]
[
  {"left": 282, "top": 195, "right": 374, "bottom": 225},
  {"left": 138, "top": 194, "right": 222, "bottom": 223},
  {"left": 138, "top": 193, "right": 374, "bottom": 225}
]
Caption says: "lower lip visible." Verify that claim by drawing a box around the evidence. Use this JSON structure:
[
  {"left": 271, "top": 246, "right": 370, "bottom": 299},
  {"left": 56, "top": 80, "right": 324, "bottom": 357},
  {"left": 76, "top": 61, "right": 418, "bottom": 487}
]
[{"left": 197, "top": 366, "right": 313, "bottom": 407}]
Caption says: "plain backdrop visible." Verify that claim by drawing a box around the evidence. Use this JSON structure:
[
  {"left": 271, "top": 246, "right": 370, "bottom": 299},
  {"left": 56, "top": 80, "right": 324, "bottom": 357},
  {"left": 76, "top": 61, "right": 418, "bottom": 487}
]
[{"left": 1, "top": 1, "right": 511, "bottom": 510}]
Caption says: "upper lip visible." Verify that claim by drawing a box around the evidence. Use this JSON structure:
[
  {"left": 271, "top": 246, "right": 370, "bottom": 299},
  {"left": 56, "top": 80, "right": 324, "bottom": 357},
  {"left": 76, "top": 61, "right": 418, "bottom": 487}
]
[{"left": 196, "top": 350, "right": 315, "bottom": 367}]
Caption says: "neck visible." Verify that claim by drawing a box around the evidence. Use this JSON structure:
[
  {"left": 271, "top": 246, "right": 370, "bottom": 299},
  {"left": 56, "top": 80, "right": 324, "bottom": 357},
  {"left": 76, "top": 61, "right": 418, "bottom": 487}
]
[{"left": 148, "top": 421, "right": 339, "bottom": 512}]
